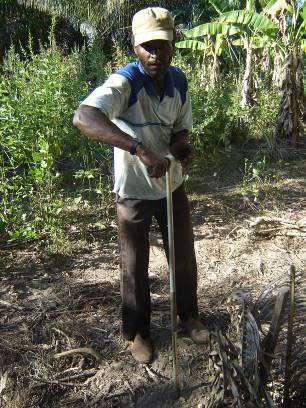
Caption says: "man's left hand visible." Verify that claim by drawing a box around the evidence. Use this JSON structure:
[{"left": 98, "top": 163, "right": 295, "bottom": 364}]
[{"left": 169, "top": 141, "right": 194, "bottom": 168}]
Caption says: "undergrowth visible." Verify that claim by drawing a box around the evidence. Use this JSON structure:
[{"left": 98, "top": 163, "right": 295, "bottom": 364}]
[
  {"left": 0, "top": 31, "right": 112, "bottom": 243},
  {"left": 0, "top": 36, "right": 283, "bottom": 247}
]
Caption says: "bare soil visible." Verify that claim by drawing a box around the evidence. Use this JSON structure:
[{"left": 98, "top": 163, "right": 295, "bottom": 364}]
[{"left": 1, "top": 150, "right": 305, "bottom": 407}]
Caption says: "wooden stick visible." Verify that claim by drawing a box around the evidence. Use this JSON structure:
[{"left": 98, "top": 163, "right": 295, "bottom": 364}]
[
  {"left": 54, "top": 347, "right": 103, "bottom": 363},
  {"left": 31, "top": 376, "right": 84, "bottom": 388},
  {"left": 57, "top": 369, "right": 97, "bottom": 382}
]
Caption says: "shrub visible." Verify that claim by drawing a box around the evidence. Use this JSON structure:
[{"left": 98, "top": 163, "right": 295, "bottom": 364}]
[
  {"left": 0, "top": 35, "right": 111, "bottom": 241},
  {"left": 174, "top": 54, "right": 280, "bottom": 158}
]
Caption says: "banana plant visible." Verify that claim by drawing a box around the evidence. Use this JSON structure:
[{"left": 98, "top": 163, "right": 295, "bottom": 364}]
[
  {"left": 265, "top": 0, "right": 306, "bottom": 146},
  {"left": 177, "top": 27, "right": 233, "bottom": 87},
  {"left": 176, "top": 0, "right": 278, "bottom": 105}
]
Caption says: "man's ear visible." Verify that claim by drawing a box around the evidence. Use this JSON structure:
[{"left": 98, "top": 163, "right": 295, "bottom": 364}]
[
  {"left": 172, "top": 29, "right": 176, "bottom": 49},
  {"left": 131, "top": 34, "right": 138, "bottom": 55}
]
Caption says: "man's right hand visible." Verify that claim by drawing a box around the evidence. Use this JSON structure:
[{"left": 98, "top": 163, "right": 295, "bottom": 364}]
[{"left": 136, "top": 145, "right": 169, "bottom": 178}]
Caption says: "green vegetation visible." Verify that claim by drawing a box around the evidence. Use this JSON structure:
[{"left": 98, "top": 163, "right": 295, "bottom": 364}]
[
  {"left": 0, "top": 0, "right": 305, "bottom": 246},
  {"left": 0, "top": 3, "right": 305, "bottom": 407},
  {"left": 0, "top": 30, "right": 111, "bottom": 242}
]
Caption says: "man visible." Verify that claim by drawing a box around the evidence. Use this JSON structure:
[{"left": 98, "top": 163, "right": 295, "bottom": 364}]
[{"left": 73, "top": 7, "right": 209, "bottom": 364}]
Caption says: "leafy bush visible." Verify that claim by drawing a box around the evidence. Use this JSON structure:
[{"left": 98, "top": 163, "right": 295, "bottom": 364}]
[
  {"left": 174, "top": 54, "right": 280, "bottom": 157},
  {"left": 0, "top": 34, "right": 111, "bottom": 241},
  {"left": 0, "top": 39, "right": 282, "bottom": 244}
]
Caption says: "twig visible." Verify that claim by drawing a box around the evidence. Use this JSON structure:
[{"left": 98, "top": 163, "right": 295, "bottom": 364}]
[
  {"left": 0, "top": 300, "right": 23, "bottom": 310},
  {"left": 104, "top": 391, "right": 128, "bottom": 400},
  {"left": 92, "top": 327, "right": 108, "bottom": 333},
  {"left": 254, "top": 226, "right": 286, "bottom": 234},
  {"left": 284, "top": 231, "right": 306, "bottom": 238},
  {"left": 272, "top": 244, "right": 288, "bottom": 253},
  {"left": 31, "top": 376, "right": 84, "bottom": 388},
  {"left": 51, "top": 327, "right": 72, "bottom": 348},
  {"left": 144, "top": 365, "right": 158, "bottom": 382},
  {"left": 57, "top": 368, "right": 98, "bottom": 382},
  {"left": 54, "top": 347, "right": 103, "bottom": 363},
  {"left": 124, "top": 380, "right": 134, "bottom": 395},
  {"left": 225, "top": 225, "right": 239, "bottom": 239}
]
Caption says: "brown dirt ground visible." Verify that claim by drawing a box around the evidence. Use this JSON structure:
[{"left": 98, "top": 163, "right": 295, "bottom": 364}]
[{"left": 0, "top": 150, "right": 305, "bottom": 407}]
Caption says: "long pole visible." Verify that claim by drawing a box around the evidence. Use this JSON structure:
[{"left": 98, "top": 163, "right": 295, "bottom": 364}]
[{"left": 166, "top": 164, "right": 180, "bottom": 393}]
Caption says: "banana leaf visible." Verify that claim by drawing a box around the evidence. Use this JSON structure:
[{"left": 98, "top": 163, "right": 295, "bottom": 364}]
[
  {"left": 208, "top": 0, "right": 231, "bottom": 15},
  {"left": 175, "top": 40, "right": 208, "bottom": 51},
  {"left": 217, "top": 10, "right": 277, "bottom": 31},
  {"left": 186, "top": 21, "right": 245, "bottom": 38}
]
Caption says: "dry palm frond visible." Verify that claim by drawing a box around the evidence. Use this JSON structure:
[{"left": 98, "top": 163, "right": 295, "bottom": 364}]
[
  {"left": 257, "top": 287, "right": 289, "bottom": 387},
  {"left": 253, "top": 275, "right": 289, "bottom": 328},
  {"left": 283, "top": 265, "right": 306, "bottom": 407},
  {"left": 204, "top": 270, "right": 297, "bottom": 407},
  {"left": 205, "top": 289, "right": 276, "bottom": 407},
  {"left": 205, "top": 330, "right": 266, "bottom": 408}
]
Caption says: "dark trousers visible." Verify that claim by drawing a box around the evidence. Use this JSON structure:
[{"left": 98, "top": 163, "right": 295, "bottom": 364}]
[{"left": 116, "top": 184, "right": 198, "bottom": 341}]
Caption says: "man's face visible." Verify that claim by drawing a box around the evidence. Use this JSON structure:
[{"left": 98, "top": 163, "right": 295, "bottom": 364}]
[{"left": 134, "top": 39, "right": 174, "bottom": 81}]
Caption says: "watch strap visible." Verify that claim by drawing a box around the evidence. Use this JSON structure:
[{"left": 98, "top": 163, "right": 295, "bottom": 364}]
[{"left": 130, "top": 139, "right": 142, "bottom": 155}]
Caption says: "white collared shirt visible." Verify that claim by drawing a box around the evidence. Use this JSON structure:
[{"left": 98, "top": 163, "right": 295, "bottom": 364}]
[{"left": 81, "top": 60, "right": 192, "bottom": 199}]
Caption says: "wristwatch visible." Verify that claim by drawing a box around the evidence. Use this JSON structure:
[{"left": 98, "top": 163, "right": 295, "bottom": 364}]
[{"left": 130, "top": 139, "right": 143, "bottom": 155}]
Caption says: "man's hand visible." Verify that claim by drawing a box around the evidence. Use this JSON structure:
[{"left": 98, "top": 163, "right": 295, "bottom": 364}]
[
  {"left": 169, "top": 140, "right": 194, "bottom": 168},
  {"left": 136, "top": 145, "right": 169, "bottom": 178}
]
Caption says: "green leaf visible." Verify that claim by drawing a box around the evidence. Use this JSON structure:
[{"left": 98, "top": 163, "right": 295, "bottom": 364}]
[
  {"left": 301, "top": 2, "right": 306, "bottom": 21},
  {"left": 215, "top": 34, "right": 225, "bottom": 56},
  {"left": 176, "top": 40, "right": 208, "bottom": 51},
  {"left": 208, "top": 0, "right": 231, "bottom": 15},
  {"left": 74, "top": 196, "right": 82, "bottom": 204},
  {"left": 217, "top": 10, "right": 277, "bottom": 31},
  {"left": 186, "top": 22, "right": 243, "bottom": 38},
  {"left": 263, "top": 0, "right": 281, "bottom": 12},
  {"left": 232, "top": 36, "right": 275, "bottom": 48}
]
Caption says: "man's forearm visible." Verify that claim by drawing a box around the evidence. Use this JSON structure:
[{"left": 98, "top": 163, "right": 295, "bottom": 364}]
[
  {"left": 73, "top": 105, "right": 169, "bottom": 177},
  {"left": 170, "top": 129, "right": 189, "bottom": 146},
  {"left": 169, "top": 129, "right": 192, "bottom": 160},
  {"left": 73, "top": 105, "right": 135, "bottom": 152}
]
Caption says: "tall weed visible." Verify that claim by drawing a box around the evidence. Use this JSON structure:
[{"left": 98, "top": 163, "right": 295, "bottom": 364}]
[
  {"left": 0, "top": 36, "right": 111, "bottom": 241},
  {"left": 174, "top": 54, "right": 280, "bottom": 158}
]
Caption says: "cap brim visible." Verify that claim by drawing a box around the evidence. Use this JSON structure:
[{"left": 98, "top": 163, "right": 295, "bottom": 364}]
[{"left": 134, "top": 30, "right": 173, "bottom": 47}]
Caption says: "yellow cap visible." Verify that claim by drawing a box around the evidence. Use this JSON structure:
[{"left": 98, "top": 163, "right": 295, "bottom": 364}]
[{"left": 132, "top": 7, "right": 174, "bottom": 47}]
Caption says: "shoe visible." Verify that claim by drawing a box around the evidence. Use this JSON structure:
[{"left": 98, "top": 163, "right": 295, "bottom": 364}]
[
  {"left": 131, "top": 334, "right": 153, "bottom": 364},
  {"left": 181, "top": 317, "right": 210, "bottom": 344}
]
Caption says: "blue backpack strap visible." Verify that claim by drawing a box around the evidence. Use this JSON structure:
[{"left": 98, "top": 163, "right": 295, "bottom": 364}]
[{"left": 116, "top": 62, "right": 144, "bottom": 107}]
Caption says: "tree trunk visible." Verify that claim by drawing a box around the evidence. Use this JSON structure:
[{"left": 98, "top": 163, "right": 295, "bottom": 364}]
[
  {"left": 275, "top": 46, "right": 304, "bottom": 147},
  {"left": 241, "top": 42, "right": 257, "bottom": 107},
  {"left": 272, "top": 52, "right": 284, "bottom": 88},
  {"left": 210, "top": 51, "right": 220, "bottom": 87}
]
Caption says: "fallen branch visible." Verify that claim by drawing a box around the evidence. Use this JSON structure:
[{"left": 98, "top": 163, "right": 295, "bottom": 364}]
[
  {"left": 249, "top": 216, "right": 306, "bottom": 238},
  {"left": 57, "top": 368, "right": 98, "bottom": 382},
  {"left": 31, "top": 376, "right": 84, "bottom": 388},
  {"left": 54, "top": 347, "right": 103, "bottom": 363}
]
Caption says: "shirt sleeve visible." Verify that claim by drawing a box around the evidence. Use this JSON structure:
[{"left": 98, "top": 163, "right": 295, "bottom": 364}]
[
  {"left": 172, "top": 90, "right": 193, "bottom": 133},
  {"left": 80, "top": 74, "right": 131, "bottom": 120}
]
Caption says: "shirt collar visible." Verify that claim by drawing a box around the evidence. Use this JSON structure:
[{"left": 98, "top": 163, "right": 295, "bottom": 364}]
[{"left": 136, "top": 60, "right": 174, "bottom": 98}]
